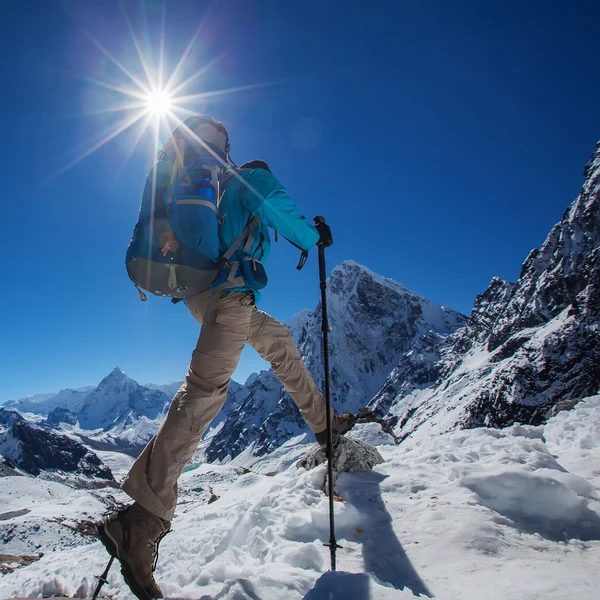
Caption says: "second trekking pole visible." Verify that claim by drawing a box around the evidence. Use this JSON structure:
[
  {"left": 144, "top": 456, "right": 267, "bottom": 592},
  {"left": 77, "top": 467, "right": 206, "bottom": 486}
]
[{"left": 314, "top": 216, "right": 341, "bottom": 571}]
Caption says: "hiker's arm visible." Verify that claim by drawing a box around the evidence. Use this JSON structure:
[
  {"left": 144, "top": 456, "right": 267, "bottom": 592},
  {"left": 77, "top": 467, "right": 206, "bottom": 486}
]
[{"left": 243, "top": 170, "right": 319, "bottom": 251}]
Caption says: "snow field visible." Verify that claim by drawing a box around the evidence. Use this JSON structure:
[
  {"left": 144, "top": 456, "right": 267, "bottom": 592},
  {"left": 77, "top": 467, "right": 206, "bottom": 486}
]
[
  {"left": 0, "top": 478, "right": 122, "bottom": 554},
  {"left": 93, "top": 450, "right": 135, "bottom": 481},
  {"left": 356, "top": 425, "right": 599, "bottom": 599},
  {"left": 0, "top": 404, "right": 599, "bottom": 599},
  {"left": 544, "top": 395, "right": 600, "bottom": 487}
]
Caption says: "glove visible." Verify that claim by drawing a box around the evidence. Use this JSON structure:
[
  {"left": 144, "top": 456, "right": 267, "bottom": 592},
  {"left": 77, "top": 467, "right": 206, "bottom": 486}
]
[{"left": 314, "top": 216, "right": 333, "bottom": 247}]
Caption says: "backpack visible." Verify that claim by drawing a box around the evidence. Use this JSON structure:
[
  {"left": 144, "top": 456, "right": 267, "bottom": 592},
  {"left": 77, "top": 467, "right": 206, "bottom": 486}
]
[{"left": 125, "top": 115, "right": 267, "bottom": 300}]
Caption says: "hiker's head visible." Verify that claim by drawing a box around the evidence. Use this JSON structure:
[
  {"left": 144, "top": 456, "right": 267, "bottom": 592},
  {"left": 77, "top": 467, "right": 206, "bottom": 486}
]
[
  {"left": 177, "top": 114, "right": 230, "bottom": 161},
  {"left": 240, "top": 160, "right": 272, "bottom": 172}
]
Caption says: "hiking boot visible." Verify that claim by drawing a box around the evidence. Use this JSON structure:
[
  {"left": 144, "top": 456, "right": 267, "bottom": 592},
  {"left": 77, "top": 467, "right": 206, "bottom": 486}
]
[
  {"left": 96, "top": 503, "right": 171, "bottom": 600},
  {"left": 314, "top": 412, "right": 357, "bottom": 450}
]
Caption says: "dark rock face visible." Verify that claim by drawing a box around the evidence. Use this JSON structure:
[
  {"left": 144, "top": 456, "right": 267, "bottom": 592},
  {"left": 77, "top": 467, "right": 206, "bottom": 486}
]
[
  {"left": 367, "top": 277, "right": 516, "bottom": 419},
  {"left": 0, "top": 409, "right": 113, "bottom": 480},
  {"left": 487, "top": 146, "right": 600, "bottom": 353},
  {"left": 440, "top": 277, "right": 515, "bottom": 376},
  {"left": 205, "top": 371, "right": 287, "bottom": 463},
  {"left": 376, "top": 142, "right": 600, "bottom": 440},
  {"left": 465, "top": 145, "right": 600, "bottom": 423},
  {"left": 462, "top": 310, "right": 600, "bottom": 429},
  {"left": 368, "top": 330, "right": 447, "bottom": 417},
  {"left": 0, "top": 455, "right": 21, "bottom": 477},
  {"left": 46, "top": 407, "right": 78, "bottom": 427}
]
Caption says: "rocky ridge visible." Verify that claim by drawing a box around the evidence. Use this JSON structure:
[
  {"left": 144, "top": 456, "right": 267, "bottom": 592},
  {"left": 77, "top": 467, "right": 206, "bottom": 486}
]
[{"left": 371, "top": 142, "right": 600, "bottom": 444}]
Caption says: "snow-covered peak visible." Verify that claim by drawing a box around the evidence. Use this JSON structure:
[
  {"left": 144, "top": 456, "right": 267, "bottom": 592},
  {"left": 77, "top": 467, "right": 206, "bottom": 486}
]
[
  {"left": 0, "top": 407, "right": 24, "bottom": 428},
  {"left": 329, "top": 259, "right": 417, "bottom": 298},
  {"left": 206, "top": 261, "right": 467, "bottom": 461},
  {"left": 99, "top": 367, "right": 131, "bottom": 386},
  {"left": 4, "top": 387, "right": 93, "bottom": 416},
  {"left": 243, "top": 371, "right": 264, "bottom": 387},
  {"left": 144, "top": 381, "right": 184, "bottom": 397},
  {"left": 582, "top": 141, "right": 600, "bottom": 198},
  {"left": 284, "top": 308, "right": 313, "bottom": 336}
]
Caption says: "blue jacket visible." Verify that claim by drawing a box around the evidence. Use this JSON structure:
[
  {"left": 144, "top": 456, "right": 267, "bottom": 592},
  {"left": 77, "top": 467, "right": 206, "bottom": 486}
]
[{"left": 217, "top": 168, "right": 319, "bottom": 300}]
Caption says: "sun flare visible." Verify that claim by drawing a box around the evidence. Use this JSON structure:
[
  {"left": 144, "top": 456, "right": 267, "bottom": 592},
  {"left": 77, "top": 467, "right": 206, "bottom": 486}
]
[
  {"left": 47, "top": 7, "right": 280, "bottom": 183},
  {"left": 145, "top": 89, "right": 172, "bottom": 116}
]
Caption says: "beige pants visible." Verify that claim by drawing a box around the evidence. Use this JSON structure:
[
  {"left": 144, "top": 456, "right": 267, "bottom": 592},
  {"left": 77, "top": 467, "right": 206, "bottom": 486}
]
[{"left": 121, "top": 290, "right": 327, "bottom": 521}]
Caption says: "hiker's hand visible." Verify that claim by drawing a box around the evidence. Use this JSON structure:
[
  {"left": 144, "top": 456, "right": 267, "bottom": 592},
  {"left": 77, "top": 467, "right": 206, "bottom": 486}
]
[{"left": 314, "top": 216, "right": 333, "bottom": 247}]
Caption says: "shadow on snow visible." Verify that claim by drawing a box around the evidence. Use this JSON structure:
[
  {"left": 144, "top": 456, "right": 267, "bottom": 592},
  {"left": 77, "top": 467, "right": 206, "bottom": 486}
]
[{"left": 304, "top": 471, "right": 433, "bottom": 599}]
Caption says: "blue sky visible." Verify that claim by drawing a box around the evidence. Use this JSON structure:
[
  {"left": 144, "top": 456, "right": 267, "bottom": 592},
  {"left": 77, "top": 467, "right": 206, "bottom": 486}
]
[{"left": 1, "top": 0, "right": 599, "bottom": 401}]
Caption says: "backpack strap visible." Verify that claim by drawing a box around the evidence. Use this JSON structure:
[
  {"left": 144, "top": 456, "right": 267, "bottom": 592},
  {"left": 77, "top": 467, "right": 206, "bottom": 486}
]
[
  {"left": 166, "top": 139, "right": 186, "bottom": 205},
  {"left": 221, "top": 215, "right": 260, "bottom": 263},
  {"left": 214, "top": 214, "right": 261, "bottom": 290}
]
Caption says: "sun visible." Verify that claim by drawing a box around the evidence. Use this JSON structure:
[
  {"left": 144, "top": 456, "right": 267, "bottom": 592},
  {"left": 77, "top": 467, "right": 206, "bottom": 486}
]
[
  {"left": 47, "top": 8, "right": 280, "bottom": 182},
  {"left": 145, "top": 89, "right": 172, "bottom": 116}
]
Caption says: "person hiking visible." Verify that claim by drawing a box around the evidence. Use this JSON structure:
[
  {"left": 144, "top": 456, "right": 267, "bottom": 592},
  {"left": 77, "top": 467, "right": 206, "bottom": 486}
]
[{"left": 97, "top": 116, "right": 354, "bottom": 600}]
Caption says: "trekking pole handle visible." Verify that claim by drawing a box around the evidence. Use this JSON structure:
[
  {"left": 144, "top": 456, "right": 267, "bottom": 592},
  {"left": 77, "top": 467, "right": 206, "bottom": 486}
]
[{"left": 314, "top": 216, "right": 333, "bottom": 248}]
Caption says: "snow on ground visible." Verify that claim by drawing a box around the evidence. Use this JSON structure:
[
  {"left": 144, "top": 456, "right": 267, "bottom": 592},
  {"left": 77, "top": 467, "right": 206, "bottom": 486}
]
[
  {"left": 1, "top": 399, "right": 599, "bottom": 599},
  {"left": 0, "top": 477, "right": 129, "bottom": 555},
  {"left": 347, "top": 422, "right": 396, "bottom": 446},
  {"left": 544, "top": 395, "right": 600, "bottom": 488},
  {"left": 94, "top": 451, "right": 135, "bottom": 481}
]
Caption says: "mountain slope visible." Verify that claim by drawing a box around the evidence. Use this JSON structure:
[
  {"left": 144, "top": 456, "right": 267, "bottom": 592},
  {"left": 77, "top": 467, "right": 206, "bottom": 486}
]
[
  {"left": 377, "top": 142, "right": 600, "bottom": 444},
  {"left": 76, "top": 368, "right": 168, "bottom": 430},
  {"left": 206, "top": 261, "right": 467, "bottom": 461},
  {"left": 0, "top": 408, "right": 113, "bottom": 480}
]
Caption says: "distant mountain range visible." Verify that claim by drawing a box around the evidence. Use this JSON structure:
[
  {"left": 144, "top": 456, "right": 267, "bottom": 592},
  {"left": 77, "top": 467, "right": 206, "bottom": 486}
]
[
  {"left": 2, "top": 142, "right": 599, "bottom": 476},
  {"left": 1, "top": 261, "right": 468, "bottom": 467}
]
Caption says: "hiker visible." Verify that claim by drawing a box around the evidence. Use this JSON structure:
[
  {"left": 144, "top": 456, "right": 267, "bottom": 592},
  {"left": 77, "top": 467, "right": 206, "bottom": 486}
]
[{"left": 97, "top": 115, "right": 353, "bottom": 600}]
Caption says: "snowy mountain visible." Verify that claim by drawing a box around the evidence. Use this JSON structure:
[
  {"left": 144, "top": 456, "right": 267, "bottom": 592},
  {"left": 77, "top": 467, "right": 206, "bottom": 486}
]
[
  {"left": 1, "top": 395, "right": 598, "bottom": 599},
  {"left": 205, "top": 260, "right": 467, "bottom": 461},
  {"left": 143, "top": 381, "right": 185, "bottom": 397},
  {"left": 373, "top": 142, "right": 600, "bottom": 444},
  {"left": 46, "top": 406, "right": 78, "bottom": 427},
  {"left": 7, "top": 144, "right": 599, "bottom": 474},
  {"left": 5, "top": 369, "right": 248, "bottom": 452},
  {"left": 1, "top": 145, "right": 599, "bottom": 599},
  {"left": 4, "top": 387, "right": 93, "bottom": 416},
  {"left": 0, "top": 408, "right": 112, "bottom": 481},
  {"left": 76, "top": 368, "right": 169, "bottom": 430}
]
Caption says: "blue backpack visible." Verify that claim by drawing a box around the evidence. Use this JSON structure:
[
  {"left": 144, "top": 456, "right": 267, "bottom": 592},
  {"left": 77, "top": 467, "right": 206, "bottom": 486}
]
[{"left": 126, "top": 115, "right": 263, "bottom": 300}]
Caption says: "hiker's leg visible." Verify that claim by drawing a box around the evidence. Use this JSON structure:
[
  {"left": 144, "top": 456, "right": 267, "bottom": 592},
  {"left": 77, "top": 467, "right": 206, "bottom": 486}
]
[
  {"left": 122, "top": 291, "right": 254, "bottom": 521},
  {"left": 247, "top": 307, "right": 328, "bottom": 434}
]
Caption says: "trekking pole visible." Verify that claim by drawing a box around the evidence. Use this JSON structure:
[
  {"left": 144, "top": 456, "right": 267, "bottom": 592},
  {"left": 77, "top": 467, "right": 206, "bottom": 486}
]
[
  {"left": 92, "top": 555, "right": 114, "bottom": 599},
  {"left": 314, "top": 216, "right": 341, "bottom": 571}
]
